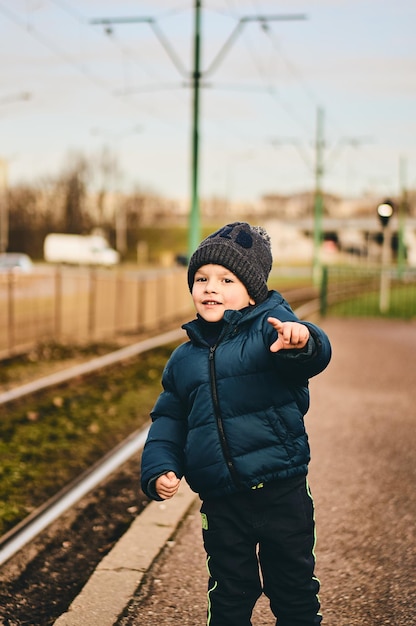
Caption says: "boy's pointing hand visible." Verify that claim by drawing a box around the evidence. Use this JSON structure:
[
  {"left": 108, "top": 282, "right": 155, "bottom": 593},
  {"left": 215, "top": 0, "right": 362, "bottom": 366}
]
[{"left": 267, "top": 317, "right": 310, "bottom": 353}]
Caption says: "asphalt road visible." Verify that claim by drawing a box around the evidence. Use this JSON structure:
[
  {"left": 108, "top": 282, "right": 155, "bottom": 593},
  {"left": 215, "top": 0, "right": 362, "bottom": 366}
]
[{"left": 117, "top": 317, "right": 416, "bottom": 626}]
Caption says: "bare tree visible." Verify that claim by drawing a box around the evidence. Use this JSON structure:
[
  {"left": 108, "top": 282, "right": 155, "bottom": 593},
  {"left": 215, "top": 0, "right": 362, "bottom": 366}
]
[{"left": 58, "top": 152, "right": 92, "bottom": 234}]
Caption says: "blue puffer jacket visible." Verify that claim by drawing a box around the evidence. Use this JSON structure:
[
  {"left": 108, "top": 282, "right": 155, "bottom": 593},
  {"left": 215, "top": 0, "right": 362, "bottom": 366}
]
[{"left": 141, "top": 290, "right": 331, "bottom": 501}]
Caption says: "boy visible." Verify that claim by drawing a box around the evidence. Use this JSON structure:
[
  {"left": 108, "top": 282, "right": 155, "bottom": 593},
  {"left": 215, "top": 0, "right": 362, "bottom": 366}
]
[{"left": 141, "top": 222, "right": 332, "bottom": 626}]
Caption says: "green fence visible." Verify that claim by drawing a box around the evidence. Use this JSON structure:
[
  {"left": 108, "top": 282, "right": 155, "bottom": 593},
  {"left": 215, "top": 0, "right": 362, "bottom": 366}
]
[{"left": 320, "top": 265, "right": 416, "bottom": 319}]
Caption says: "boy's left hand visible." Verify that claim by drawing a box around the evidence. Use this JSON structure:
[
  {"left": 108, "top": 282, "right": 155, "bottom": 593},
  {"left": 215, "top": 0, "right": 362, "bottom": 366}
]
[
  {"left": 267, "top": 317, "right": 310, "bottom": 353},
  {"left": 155, "top": 471, "right": 181, "bottom": 500}
]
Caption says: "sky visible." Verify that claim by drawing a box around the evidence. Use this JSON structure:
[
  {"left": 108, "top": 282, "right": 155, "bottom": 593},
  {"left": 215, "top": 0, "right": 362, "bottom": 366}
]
[{"left": 0, "top": 0, "right": 415, "bottom": 203}]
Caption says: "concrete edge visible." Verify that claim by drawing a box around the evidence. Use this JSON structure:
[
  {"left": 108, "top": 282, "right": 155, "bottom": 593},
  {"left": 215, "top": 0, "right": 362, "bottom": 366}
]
[{"left": 54, "top": 481, "right": 197, "bottom": 626}]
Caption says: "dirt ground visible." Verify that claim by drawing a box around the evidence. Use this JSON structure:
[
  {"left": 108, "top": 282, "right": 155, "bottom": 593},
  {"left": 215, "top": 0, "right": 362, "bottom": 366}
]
[
  {"left": 117, "top": 317, "right": 416, "bottom": 626},
  {"left": 0, "top": 455, "right": 147, "bottom": 626}
]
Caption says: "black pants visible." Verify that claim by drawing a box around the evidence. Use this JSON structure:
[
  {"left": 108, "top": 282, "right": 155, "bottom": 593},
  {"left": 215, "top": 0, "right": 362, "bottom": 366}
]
[{"left": 200, "top": 476, "right": 322, "bottom": 626}]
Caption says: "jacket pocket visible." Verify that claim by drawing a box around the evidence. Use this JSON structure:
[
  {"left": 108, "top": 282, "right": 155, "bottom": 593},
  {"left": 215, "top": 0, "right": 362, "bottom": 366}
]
[{"left": 265, "top": 404, "right": 303, "bottom": 461}]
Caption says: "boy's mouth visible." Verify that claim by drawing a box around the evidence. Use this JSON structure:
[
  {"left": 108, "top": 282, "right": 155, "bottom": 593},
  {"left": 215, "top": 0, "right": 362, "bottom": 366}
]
[{"left": 202, "top": 300, "right": 221, "bottom": 305}]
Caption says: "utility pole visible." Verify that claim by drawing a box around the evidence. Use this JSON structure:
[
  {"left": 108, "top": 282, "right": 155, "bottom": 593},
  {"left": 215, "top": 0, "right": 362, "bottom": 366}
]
[
  {"left": 397, "top": 156, "right": 407, "bottom": 278},
  {"left": 189, "top": 1, "right": 202, "bottom": 256},
  {"left": 272, "top": 108, "right": 371, "bottom": 285},
  {"left": 377, "top": 200, "right": 394, "bottom": 313},
  {"left": 187, "top": 5, "right": 305, "bottom": 256},
  {"left": 0, "top": 159, "right": 8, "bottom": 253},
  {"left": 0, "top": 92, "right": 30, "bottom": 253},
  {"left": 91, "top": 4, "right": 306, "bottom": 258}
]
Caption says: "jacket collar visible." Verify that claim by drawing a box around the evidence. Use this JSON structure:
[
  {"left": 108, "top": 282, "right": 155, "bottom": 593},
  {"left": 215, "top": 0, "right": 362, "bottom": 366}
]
[{"left": 183, "top": 290, "right": 283, "bottom": 345}]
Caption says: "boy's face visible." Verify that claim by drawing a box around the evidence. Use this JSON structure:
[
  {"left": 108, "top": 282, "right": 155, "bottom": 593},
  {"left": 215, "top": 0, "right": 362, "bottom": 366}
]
[{"left": 192, "top": 264, "right": 255, "bottom": 322}]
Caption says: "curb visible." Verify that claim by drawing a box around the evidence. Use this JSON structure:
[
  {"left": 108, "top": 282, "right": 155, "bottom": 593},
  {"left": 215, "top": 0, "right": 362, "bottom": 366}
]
[{"left": 54, "top": 482, "right": 197, "bottom": 626}]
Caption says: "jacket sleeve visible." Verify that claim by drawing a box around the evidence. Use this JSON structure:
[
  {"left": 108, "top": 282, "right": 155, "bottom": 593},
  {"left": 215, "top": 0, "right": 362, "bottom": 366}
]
[
  {"left": 140, "top": 359, "right": 187, "bottom": 500},
  {"left": 266, "top": 300, "right": 332, "bottom": 380},
  {"left": 292, "top": 321, "right": 332, "bottom": 378}
]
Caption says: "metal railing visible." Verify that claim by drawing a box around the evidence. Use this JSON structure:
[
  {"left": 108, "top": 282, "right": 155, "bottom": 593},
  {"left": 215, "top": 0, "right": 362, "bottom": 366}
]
[
  {"left": 0, "top": 266, "right": 194, "bottom": 359},
  {"left": 320, "top": 265, "right": 416, "bottom": 319},
  {"left": 2, "top": 263, "right": 414, "bottom": 360}
]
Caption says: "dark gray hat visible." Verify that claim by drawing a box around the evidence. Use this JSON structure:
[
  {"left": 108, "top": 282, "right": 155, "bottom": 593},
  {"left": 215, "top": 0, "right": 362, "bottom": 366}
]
[{"left": 187, "top": 222, "right": 273, "bottom": 303}]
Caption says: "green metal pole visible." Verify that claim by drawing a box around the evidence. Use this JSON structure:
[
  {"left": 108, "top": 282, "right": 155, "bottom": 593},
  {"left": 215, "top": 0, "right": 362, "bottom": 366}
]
[
  {"left": 397, "top": 156, "right": 407, "bottom": 278},
  {"left": 188, "top": 0, "right": 202, "bottom": 259},
  {"left": 313, "top": 107, "right": 324, "bottom": 285},
  {"left": 319, "top": 265, "right": 328, "bottom": 316}
]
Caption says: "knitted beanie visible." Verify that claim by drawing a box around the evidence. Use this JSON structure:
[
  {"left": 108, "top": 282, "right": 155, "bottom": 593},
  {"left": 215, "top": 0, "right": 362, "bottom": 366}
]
[{"left": 187, "top": 222, "right": 273, "bottom": 304}]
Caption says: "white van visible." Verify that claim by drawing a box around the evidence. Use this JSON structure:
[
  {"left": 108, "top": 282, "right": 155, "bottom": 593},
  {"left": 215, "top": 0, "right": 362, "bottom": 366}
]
[{"left": 44, "top": 233, "right": 119, "bottom": 267}]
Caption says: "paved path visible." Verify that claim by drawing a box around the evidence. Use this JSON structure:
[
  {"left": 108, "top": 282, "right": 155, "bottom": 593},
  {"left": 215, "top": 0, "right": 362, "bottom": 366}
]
[
  {"left": 116, "top": 318, "right": 416, "bottom": 626},
  {"left": 55, "top": 318, "right": 416, "bottom": 626}
]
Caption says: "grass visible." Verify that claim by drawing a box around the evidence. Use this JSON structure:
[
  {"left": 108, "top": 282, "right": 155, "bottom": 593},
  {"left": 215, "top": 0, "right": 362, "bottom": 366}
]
[
  {"left": 0, "top": 341, "right": 121, "bottom": 390},
  {"left": 0, "top": 343, "right": 178, "bottom": 536},
  {"left": 324, "top": 267, "right": 416, "bottom": 319},
  {"left": 328, "top": 285, "right": 416, "bottom": 319}
]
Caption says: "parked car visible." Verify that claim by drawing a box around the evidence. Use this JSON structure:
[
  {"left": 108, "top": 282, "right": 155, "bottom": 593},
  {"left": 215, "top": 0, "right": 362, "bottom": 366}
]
[{"left": 0, "top": 253, "right": 34, "bottom": 273}]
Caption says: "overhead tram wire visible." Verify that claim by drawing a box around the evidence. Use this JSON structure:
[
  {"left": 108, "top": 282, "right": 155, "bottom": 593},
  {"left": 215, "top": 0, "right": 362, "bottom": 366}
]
[
  {"left": 260, "top": 11, "right": 372, "bottom": 165},
  {"left": 149, "top": 3, "right": 311, "bottom": 168},
  {"left": 88, "top": 13, "right": 192, "bottom": 110},
  {"left": 244, "top": 0, "right": 366, "bottom": 155},
  {"left": 0, "top": 1, "right": 185, "bottom": 134},
  {"left": 211, "top": 1, "right": 315, "bottom": 140},
  {"left": 261, "top": 26, "right": 320, "bottom": 108},
  {"left": 240, "top": 5, "right": 371, "bottom": 199},
  {"left": 7, "top": 2, "right": 311, "bottom": 243},
  {"left": 239, "top": 18, "right": 314, "bottom": 138},
  {"left": 51, "top": 0, "right": 189, "bottom": 23},
  {"left": 0, "top": 2, "right": 110, "bottom": 93},
  {"left": 49, "top": 0, "right": 190, "bottom": 125},
  {"left": 88, "top": 5, "right": 308, "bottom": 254}
]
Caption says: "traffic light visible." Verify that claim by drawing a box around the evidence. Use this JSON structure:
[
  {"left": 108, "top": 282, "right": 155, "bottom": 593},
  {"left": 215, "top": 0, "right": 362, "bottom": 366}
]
[{"left": 377, "top": 199, "right": 394, "bottom": 227}]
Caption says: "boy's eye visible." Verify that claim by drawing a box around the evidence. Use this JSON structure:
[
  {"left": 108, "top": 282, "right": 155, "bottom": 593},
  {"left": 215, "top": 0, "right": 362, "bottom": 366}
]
[{"left": 194, "top": 276, "right": 233, "bottom": 283}]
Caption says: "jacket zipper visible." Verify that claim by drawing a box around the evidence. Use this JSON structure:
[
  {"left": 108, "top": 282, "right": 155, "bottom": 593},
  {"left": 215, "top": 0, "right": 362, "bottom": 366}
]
[{"left": 209, "top": 345, "right": 242, "bottom": 487}]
